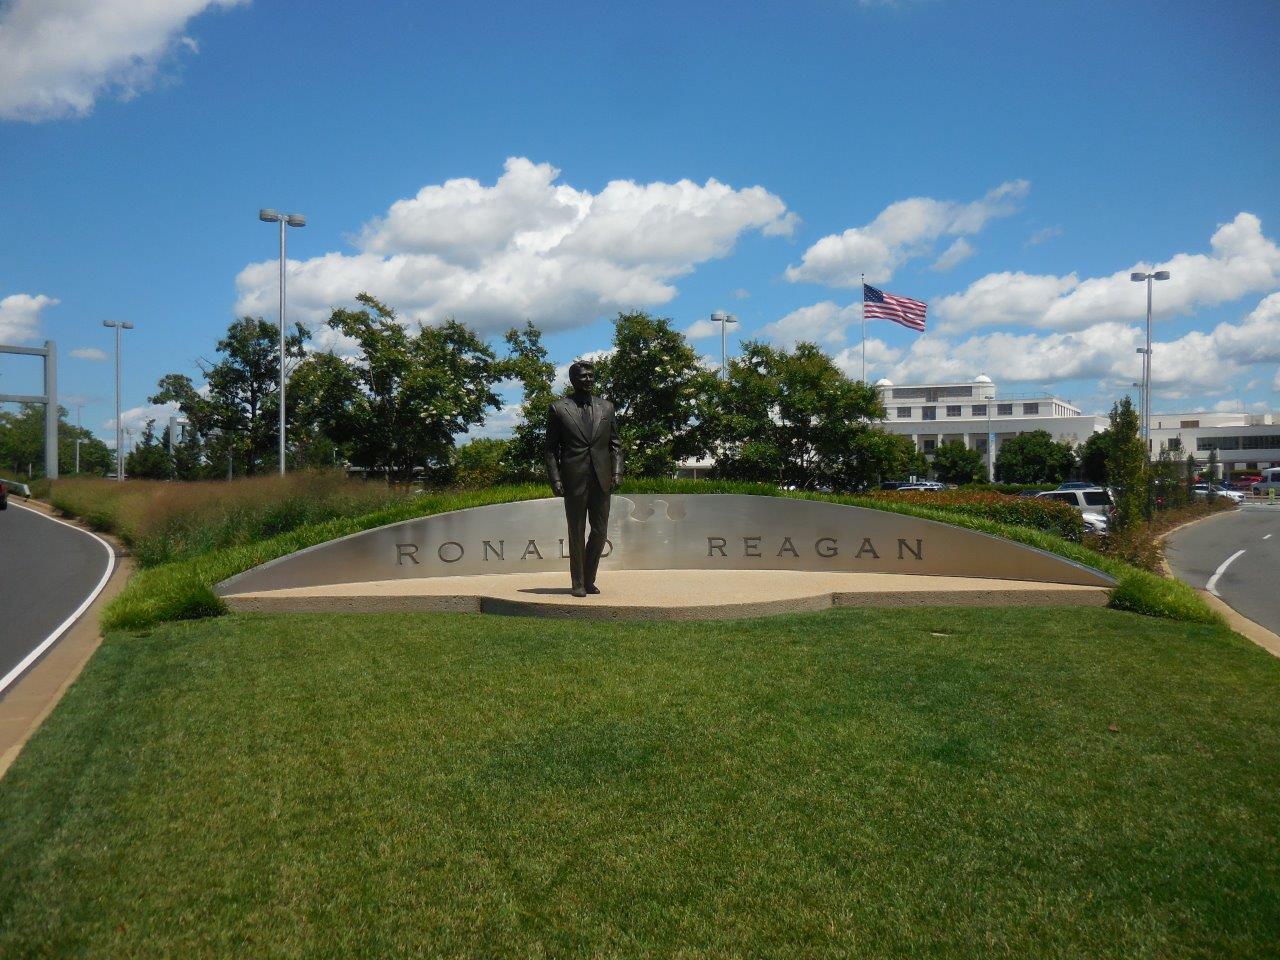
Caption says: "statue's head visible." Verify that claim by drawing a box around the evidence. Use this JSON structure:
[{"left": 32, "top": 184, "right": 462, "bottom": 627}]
[{"left": 568, "top": 360, "right": 597, "bottom": 394}]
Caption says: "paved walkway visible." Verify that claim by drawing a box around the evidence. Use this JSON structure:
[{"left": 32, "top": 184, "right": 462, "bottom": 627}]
[{"left": 223, "top": 568, "right": 1109, "bottom": 620}]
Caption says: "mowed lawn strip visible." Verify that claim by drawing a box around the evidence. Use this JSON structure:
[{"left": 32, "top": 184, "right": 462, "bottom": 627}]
[{"left": 1, "top": 607, "right": 1277, "bottom": 958}]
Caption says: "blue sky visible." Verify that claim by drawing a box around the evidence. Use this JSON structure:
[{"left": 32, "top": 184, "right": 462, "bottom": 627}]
[{"left": 1, "top": 0, "right": 1278, "bottom": 445}]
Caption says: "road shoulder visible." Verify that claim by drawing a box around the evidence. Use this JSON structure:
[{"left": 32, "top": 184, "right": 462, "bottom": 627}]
[{"left": 0, "top": 500, "right": 133, "bottom": 780}]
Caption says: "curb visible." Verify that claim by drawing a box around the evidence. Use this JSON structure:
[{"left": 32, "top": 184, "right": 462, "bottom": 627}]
[
  {"left": 1158, "top": 510, "right": 1280, "bottom": 660},
  {"left": 0, "top": 503, "right": 133, "bottom": 780}
]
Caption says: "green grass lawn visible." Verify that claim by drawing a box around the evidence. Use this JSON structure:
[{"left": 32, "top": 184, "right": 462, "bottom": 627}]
[{"left": 2, "top": 607, "right": 1277, "bottom": 958}]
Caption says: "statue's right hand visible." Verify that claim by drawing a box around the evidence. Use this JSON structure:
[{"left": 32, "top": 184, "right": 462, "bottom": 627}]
[{"left": 552, "top": 482, "right": 564, "bottom": 497}]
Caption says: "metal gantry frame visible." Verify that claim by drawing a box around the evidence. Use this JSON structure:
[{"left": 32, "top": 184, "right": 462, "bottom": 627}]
[{"left": 0, "top": 340, "right": 58, "bottom": 480}]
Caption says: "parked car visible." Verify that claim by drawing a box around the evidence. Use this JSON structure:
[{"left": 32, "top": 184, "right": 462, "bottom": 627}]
[
  {"left": 880, "top": 480, "right": 908, "bottom": 490},
  {"left": 1191, "top": 483, "right": 1244, "bottom": 504},
  {"left": 896, "top": 481, "right": 946, "bottom": 492},
  {"left": 1080, "top": 512, "right": 1108, "bottom": 535},
  {"left": 1036, "top": 487, "right": 1112, "bottom": 534},
  {"left": 1231, "top": 474, "right": 1262, "bottom": 491},
  {"left": 1056, "top": 481, "right": 1096, "bottom": 490},
  {"left": 0, "top": 480, "right": 7, "bottom": 510},
  {"left": 1252, "top": 468, "right": 1280, "bottom": 497}
]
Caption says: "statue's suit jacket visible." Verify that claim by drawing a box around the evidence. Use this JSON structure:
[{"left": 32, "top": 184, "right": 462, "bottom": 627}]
[{"left": 544, "top": 395, "right": 623, "bottom": 496}]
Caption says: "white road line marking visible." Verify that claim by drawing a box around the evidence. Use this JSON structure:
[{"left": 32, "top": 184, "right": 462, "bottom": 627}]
[
  {"left": 0, "top": 503, "right": 115, "bottom": 696},
  {"left": 1206, "top": 549, "right": 1246, "bottom": 598},
  {"left": 1265, "top": 534, "right": 1273, "bottom": 540}
]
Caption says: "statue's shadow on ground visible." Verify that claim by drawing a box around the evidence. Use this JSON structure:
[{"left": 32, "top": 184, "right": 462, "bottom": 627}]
[{"left": 518, "top": 587, "right": 580, "bottom": 595}]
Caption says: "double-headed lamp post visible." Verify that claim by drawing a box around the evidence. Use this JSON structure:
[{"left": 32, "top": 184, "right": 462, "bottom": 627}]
[
  {"left": 710, "top": 310, "right": 737, "bottom": 380},
  {"left": 259, "top": 208, "right": 306, "bottom": 475},
  {"left": 102, "top": 320, "right": 133, "bottom": 481},
  {"left": 1130, "top": 269, "right": 1170, "bottom": 454}
]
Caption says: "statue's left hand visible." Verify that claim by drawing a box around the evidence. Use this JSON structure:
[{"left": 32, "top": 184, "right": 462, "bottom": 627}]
[{"left": 611, "top": 475, "right": 621, "bottom": 490}]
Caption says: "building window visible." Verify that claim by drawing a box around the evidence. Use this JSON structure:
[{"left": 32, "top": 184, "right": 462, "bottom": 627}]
[
  {"left": 1180, "top": 420, "right": 1200, "bottom": 428},
  {"left": 1241, "top": 434, "right": 1280, "bottom": 450},
  {"left": 1197, "top": 436, "right": 1242, "bottom": 451},
  {"left": 1023, "top": 402, "right": 1039, "bottom": 415},
  {"left": 922, "top": 407, "right": 937, "bottom": 421},
  {"left": 1167, "top": 437, "right": 1181, "bottom": 452},
  {"left": 975, "top": 438, "right": 988, "bottom": 454},
  {"left": 946, "top": 405, "right": 962, "bottom": 417},
  {"left": 997, "top": 403, "right": 1013, "bottom": 416},
  {"left": 896, "top": 406, "right": 912, "bottom": 418},
  {"left": 922, "top": 438, "right": 936, "bottom": 452},
  {"left": 972, "top": 404, "right": 987, "bottom": 416}
]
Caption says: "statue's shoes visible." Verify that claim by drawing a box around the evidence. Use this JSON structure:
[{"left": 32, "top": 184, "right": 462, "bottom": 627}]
[
  {"left": 571, "top": 587, "right": 588, "bottom": 598},
  {"left": 585, "top": 585, "right": 601, "bottom": 595}
]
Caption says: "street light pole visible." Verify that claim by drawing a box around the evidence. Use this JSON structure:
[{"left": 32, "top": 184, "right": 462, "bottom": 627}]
[
  {"left": 259, "top": 208, "right": 307, "bottom": 475},
  {"left": 103, "top": 320, "right": 133, "bottom": 481},
  {"left": 74, "top": 404, "right": 83, "bottom": 474},
  {"left": 1130, "top": 270, "right": 1170, "bottom": 457},
  {"left": 709, "top": 311, "right": 738, "bottom": 380}
]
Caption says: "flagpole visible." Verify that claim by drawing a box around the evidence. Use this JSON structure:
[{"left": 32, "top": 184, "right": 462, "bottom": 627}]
[{"left": 860, "top": 273, "right": 867, "bottom": 383}]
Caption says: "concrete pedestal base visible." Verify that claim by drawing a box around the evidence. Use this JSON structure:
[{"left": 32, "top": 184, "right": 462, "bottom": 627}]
[{"left": 221, "top": 569, "right": 1109, "bottom": 621}]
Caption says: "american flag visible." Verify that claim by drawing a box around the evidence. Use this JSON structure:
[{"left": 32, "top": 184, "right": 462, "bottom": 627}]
[{"left": 863, "top": 283, "right": 926, "bottom": 332}]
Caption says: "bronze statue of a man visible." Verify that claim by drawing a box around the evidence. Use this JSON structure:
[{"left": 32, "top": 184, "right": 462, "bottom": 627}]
[{"left": 544, "top": 360, "right": 622, "bottom": 597}]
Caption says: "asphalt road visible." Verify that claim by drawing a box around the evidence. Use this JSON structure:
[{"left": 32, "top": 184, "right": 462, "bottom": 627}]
[
  {"left": 0, "top": 502, "right": 113, "bottom": 694},
  {"left": 1165, "top": 503, "right": 1280, "bottom": 636}
]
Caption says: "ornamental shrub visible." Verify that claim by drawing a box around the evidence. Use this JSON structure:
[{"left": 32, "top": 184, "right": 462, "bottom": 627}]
[{"left": 867, "top": 489, "right": 1083, "bottom": 541}]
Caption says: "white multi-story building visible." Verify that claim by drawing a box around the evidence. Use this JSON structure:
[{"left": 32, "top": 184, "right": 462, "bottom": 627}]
[
  {"left": 1147, "top": 411, "right": 1280, "bottom": 473},
  {"left": 874, "top": 376, "right": 1105, "bottom": 471},
  {"left": 675, "top": 375, "right": 1279, "bottom": 479},
  {"left": 875, "top": 376, "right": 1280, "bottom": 477}
]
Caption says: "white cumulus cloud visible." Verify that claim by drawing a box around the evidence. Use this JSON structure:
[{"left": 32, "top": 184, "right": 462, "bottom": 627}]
[
  {"left": 70, "top": 347, "right": 108, "bottom": 361},
  {"left": 760, "top": 300, "right": 861, "bottom": 348},
  {"left": 784, "top": 179, "right": 1029, "bottom": 287},
  {"left": 0, "top": 0, "right": 247, "bottom": 122},
  {"left": 883, "top": 291, "right": 1280, "bottom": 398},
  {"left": 0, "top": 293, "right": 58, "bottom": 343},
  {"left": 936, "top": 213, "right": 1280, "bottom": 331},
  {"left": 235, "top": 157, "right": 797, "bottom": 338},
  {"left": 931, "top": 237, "right": 975, "bottom": 272}
]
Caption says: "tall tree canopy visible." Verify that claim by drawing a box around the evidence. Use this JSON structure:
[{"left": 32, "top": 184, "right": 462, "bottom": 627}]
[
  {"left": 994, "top": 430, "right": 1077, "bottom": 484},
  {"left": 151, "top": 316, "right": 309, "bottom": 475},
  {"left": 498, "top": 321, "right": 557, "bottom": 481},
  {"left": 591, "top": 311, "right": 717, "bottom": 478},
  {"left": 709, "top": 340, "right": 910, "bottom": 490},
  {"left": 315, "top": 293, "right": 500, "bottom": 479}
]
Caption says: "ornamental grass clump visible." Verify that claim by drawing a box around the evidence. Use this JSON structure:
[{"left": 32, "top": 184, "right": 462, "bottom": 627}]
[{"left": 51, "top": 471, "right": 410, "bottom": 567}]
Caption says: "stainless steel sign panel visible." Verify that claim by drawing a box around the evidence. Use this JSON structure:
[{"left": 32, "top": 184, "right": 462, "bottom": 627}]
[{"left": 216, "top": 494, "right": 1114, "bottom": 595}]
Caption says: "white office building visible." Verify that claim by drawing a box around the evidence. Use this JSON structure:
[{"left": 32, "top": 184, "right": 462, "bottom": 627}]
[
  {"left": 874, "top": 376, "right": 1105, "bottom": 469},
  {"left": 1147, "top": 411, "right": 1280, "bottom": 473},
  {"left": 875, "top": 376, "right": 1280, "bottom": 477}
]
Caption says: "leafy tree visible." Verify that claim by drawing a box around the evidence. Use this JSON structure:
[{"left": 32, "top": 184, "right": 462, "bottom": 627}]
[
  {"left": 124, "top": 420, "right": 173, "bottom": 480},
  {"left": 1185, "top": 453, "right": 1198, "bottom": 501},
  {"left": 931, "top": 440, "right": 985, "bottom": 485},
  {"left": 0, "top": 403, "right": 112, "bottom": 478},
  {"left": 1079, "top": 431, "right": 1111, "bottom": 485},
  {"left": 708, "top": 340, "right": 901, "bottom": 490},
  {"left": 994, "top": 430, "right": 1077, "bottom": 483},
  {"left": 592, "top": 311, "right": 717, "bottom": 478},
  {"left": 1106, "top": 396, "right": 1147, "bottom": 532},
  {"left": 289, "top": 351, "right": 359, "bottom": 470},
  {"left": 1206, "top": 447, "right": 1219, "bottom": 501},
  {"left": 498, "top": 322, "right": 556, "bottom": 481},
  {"left": 151, "top": 316, "right": 309, "bottom": 475},
  {"left": 320, "top": 293, "right": 500, "bottom": 479},
  {"left": 453, "top": 437, "right": 510, "bottom": 488},
  {"left": 1154, "top": 445, "right": 1186, "bottom": 510}
]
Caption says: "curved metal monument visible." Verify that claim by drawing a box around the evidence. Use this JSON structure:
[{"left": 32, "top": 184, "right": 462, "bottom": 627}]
[{"left": 216, "top": 494, "right": 1113, "bottom": 596}]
